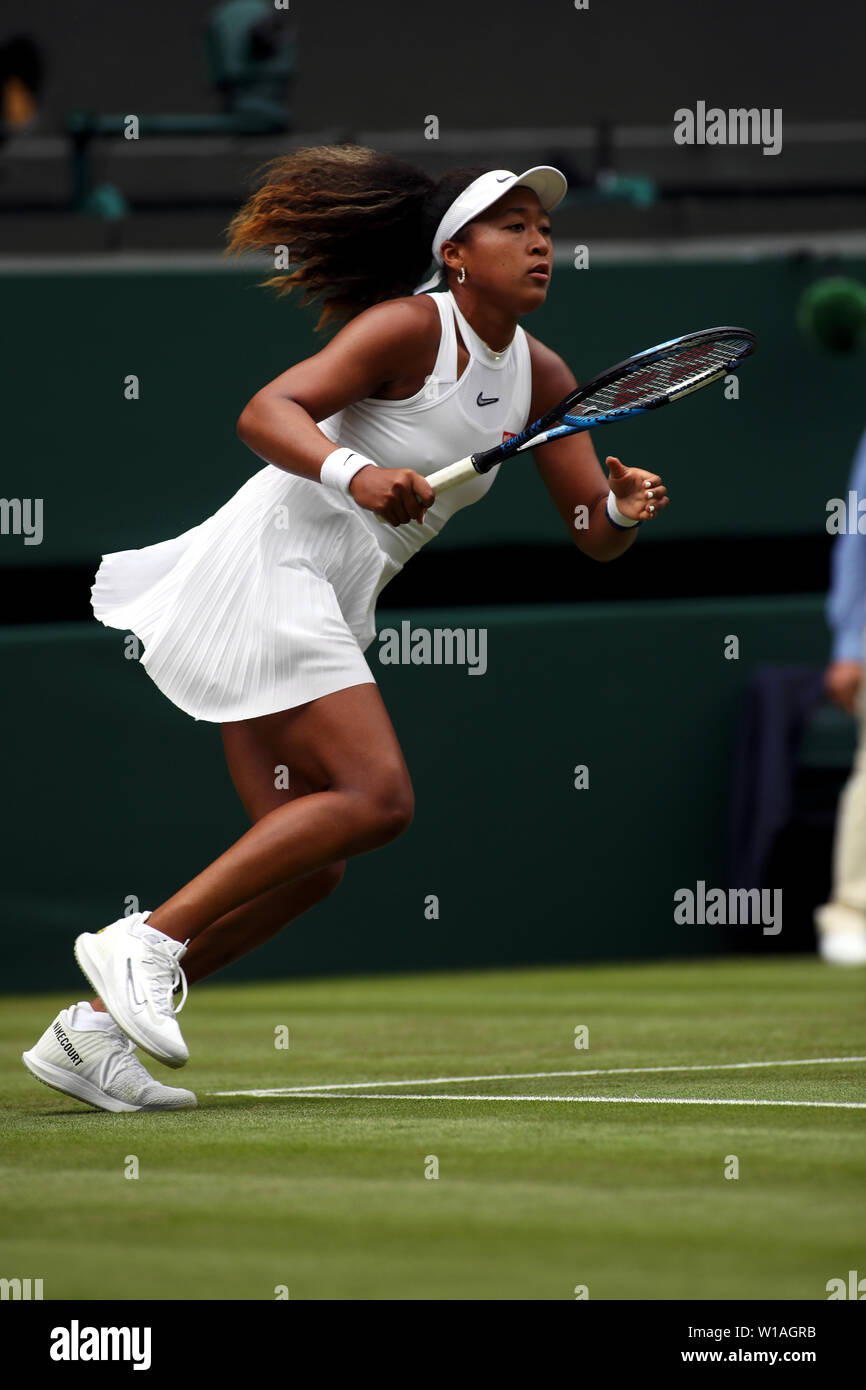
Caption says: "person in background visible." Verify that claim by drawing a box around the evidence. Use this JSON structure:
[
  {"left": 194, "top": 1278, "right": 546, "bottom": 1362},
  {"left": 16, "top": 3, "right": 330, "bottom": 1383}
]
[{"left": 815, "top": 424, "right": 866, "bottom": 964}]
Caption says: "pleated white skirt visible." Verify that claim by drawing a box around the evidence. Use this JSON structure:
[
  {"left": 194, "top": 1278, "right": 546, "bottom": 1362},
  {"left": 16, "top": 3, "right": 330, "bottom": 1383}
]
[{"left": 91, "top": 465, "right": 401, "bottom": 722}]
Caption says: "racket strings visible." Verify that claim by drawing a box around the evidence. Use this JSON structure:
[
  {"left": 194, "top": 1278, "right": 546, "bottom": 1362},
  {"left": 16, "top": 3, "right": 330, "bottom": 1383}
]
[{"left": 574, "top": 336, "right": 754, "bottom": 417}]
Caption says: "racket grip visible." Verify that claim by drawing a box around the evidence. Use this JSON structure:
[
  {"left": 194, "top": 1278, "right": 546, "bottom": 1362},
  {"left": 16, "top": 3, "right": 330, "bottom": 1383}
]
[{"left": 427, "top": 456, "right": 478, "bottom": 494}]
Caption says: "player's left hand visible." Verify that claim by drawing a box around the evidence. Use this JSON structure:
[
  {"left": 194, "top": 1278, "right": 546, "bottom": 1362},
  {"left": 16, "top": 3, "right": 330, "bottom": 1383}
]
[{"left": 605, "top": 456, "right": 669, "bottom": 522}]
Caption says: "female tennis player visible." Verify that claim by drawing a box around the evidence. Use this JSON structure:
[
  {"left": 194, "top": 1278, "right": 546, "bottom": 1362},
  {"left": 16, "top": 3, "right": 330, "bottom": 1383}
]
[{"left": 23, "top": 146, "right": 668, "bottom": 1111}]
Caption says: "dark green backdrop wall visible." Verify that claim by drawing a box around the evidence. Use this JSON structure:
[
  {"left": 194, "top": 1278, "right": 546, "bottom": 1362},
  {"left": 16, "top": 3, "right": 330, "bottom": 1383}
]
[{"left": 2, "top": 255, "right": 865, "bottom": 570}]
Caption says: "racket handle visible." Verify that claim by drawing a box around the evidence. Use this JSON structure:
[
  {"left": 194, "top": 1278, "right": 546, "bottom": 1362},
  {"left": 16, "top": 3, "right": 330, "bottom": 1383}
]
[{"left": 427, "top": 456, "right": 478, "bottom": 495}]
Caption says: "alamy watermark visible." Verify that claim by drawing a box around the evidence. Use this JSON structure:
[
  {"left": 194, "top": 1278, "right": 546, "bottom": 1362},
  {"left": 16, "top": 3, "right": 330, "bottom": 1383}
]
[
  {"left": 377, "top": 621, "right": 487, "bottom": 675},
  {"left": 826, "top": 1269, "right": 865, "bottom": 1299},
  {"left": 50, "top": 1322, "right": 151, "bottom": 1370},
  {"left": 826, "top": 492, "right": 866, "bottom": 534},
  {"left": 674, "top": 102, "right": 782, "bottom": 157},
  {"left": 0, "top": 497, "right": 43, "bottom": 545},
  {"left": 674, "top": 881, "right": 782, "bottom": 935},
  {"left": 1, "top": 1277, "right": 43, "bottom": 1299}
]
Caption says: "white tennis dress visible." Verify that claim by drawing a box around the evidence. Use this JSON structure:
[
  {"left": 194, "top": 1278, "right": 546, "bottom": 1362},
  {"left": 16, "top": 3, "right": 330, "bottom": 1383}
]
[{"left": 91, "top": 290, "right": 533, "bottom": 722}]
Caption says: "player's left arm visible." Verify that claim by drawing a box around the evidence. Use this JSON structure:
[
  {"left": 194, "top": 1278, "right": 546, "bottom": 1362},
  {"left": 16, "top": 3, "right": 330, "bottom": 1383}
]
[{"left": 525, "top": 335, "right": 670, "bottom": 561}]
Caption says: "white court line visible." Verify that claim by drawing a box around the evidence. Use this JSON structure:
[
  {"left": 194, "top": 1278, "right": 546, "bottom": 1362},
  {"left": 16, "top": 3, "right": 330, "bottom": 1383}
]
[
  {"left": 211, "top": 1056, "right": 866, "bottom": 1098},
  {"left": 271, "top": 1094, "right": 866, "bottom": 1111}
]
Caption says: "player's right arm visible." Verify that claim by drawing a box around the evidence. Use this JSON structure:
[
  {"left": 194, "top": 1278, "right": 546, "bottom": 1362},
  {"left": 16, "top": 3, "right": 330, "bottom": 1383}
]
[{"left": 236, "top": 296, "right": 437, "bottom": 525}]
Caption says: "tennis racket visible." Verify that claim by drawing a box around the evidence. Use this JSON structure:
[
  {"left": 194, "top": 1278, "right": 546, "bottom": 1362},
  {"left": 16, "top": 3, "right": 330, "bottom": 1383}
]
[{"left": 427, "top": 326, "right": 756, "bottom": 494}]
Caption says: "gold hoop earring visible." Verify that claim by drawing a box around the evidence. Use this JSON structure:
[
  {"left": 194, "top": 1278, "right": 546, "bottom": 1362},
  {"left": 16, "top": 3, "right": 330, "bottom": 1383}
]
[{"left": 457, "top": 266, "right": 466, "bottom": 284}]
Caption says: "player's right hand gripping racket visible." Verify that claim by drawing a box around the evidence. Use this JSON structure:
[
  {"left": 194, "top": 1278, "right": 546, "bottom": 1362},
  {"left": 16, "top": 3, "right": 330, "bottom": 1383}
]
[{"left": 427, "top": 326, "right": 757, "bottom": 494}]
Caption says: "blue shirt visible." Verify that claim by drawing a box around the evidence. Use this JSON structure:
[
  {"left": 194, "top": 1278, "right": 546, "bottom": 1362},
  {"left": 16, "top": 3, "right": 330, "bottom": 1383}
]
[{"left": 827, "top": 426, "right": 866, "bottom": 662}]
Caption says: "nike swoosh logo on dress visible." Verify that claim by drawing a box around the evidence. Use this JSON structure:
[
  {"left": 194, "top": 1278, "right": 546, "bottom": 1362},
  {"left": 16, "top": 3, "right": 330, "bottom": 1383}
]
[{"left": 476, "top": 393, "right": 499, "bottom": 407}]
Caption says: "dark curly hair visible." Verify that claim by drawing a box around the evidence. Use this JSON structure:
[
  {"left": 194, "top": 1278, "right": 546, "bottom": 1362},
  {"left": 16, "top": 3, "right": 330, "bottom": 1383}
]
[{"left": 225, "top": 145, "right": 487, "bottom": 332}]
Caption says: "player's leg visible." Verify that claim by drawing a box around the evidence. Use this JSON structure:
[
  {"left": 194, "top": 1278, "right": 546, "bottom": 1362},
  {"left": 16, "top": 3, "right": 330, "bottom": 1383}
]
[
  {"left": 177, "top": 864, "right": 346, "bottom": 985},
  {"left": 25, "top": 725, "right": 349, "bottom": 1111},
  {"left": 74, "top": 682, "right": 413, "bottom": 1064},
  {"left": 815, "top": 685, "right": 866, "bottom": 964},
  {"left": 89, "top": 872, "right": 345, "bottom": 1002},
  {"left": 144, "top": 681, "right": 412, "bottom": 942},
  {"left": 169, "top": 719, "right": 348, "bottom": 984},
  {"left": 89, "top": 731, "right": 346, "bottom": 1002}
]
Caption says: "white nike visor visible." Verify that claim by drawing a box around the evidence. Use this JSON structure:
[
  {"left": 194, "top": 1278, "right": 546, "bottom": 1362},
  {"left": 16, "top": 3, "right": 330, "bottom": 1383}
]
[{"left": 431, "top": 165, "right": 568, "bottom": 267}]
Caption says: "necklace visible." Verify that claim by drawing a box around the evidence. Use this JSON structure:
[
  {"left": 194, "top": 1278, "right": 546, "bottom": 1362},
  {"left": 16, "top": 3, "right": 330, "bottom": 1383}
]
[{"left": 476, "top": 332, "right": 511, "bottom": 360}]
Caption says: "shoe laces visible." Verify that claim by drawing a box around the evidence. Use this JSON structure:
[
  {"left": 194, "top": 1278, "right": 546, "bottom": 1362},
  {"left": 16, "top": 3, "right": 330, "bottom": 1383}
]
[
  {"left": 142, "top": 940, "right": 189, "bottom": 1018},
  {"left": 108, "top": 1031, "right": 148, "bottom": 1083}
]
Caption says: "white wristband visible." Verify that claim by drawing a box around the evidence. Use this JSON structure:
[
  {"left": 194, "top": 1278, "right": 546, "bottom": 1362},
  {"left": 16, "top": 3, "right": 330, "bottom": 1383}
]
[
  {"left": 319, "top": 446, "right": 377, "bottom": 493},
  {"left": 606, "top": 490, "right": 640, "bottom": 530}
]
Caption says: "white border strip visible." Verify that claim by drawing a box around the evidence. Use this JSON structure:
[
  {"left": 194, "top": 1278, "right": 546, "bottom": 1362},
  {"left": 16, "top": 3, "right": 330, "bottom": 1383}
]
[
  {"left": 268, "top": 1093, "right": 866, "bottom": 1110},
  {"left": 212, "top": 1055, "right": 866, "bottom": 1099}
]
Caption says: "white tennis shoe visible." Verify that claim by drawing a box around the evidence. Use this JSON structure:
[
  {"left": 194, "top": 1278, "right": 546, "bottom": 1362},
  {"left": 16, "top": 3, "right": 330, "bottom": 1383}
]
[
  {"left": 22, "top": 1002, "right": 196, "bottom": 1112},
  {"left": 74, "top": 912, "right": 190, "bottom": 1067},
  {"left": 815, "top": 903, "right": 866, "bottom": 965}
]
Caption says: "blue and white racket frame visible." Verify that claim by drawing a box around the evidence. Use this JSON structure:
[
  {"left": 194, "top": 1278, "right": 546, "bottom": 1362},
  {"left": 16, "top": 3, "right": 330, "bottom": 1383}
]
[{"left": 428, "top": 325, "right": 757, "bottom": 494}]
